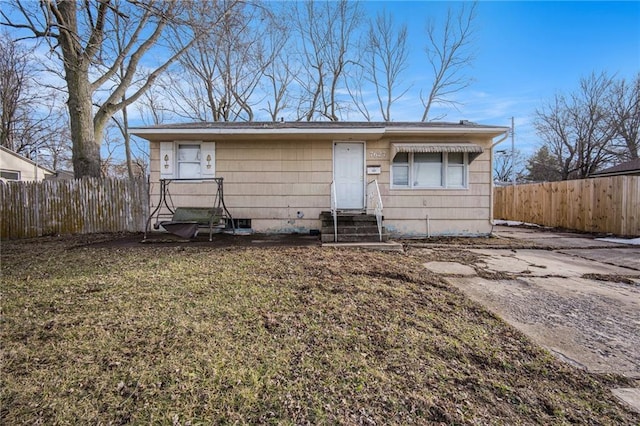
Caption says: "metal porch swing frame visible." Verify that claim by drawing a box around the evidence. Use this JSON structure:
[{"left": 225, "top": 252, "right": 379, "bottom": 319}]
[{"left": 143, "top": 178, "right": 235, "bottom": 241}]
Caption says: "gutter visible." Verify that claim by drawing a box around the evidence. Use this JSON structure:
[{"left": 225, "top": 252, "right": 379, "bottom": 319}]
[{"left": 489, "top": 129, "right": 511, "bottom": 227}]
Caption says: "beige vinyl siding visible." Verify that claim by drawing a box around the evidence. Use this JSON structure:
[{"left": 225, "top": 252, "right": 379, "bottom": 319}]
[
  {"left": 150, "top": 139, "right": 333, "bottom": 232},
  {"left": 149, "top": 135, "right": 495, "bottom": 235},
  {"left": 221, "top": 140, "right": 331, "bottom": 232}
]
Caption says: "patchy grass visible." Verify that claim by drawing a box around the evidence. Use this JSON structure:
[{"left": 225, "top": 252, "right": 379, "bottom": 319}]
[
  {"left": 582, "top": 273, "right": 639, "bottom": 286},
  {"left": 1, "top": 235, "right": 637, "bottom": 424},
  {"left": 400, "top": 234, "right": 543, "bottom": 250}
]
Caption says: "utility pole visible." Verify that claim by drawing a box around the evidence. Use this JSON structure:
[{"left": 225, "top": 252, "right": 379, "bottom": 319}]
[
  {"left": 510, "top": 117, "right": 516, "bottom": 221},
  {"left": 34, "top": 147, "right": 41, "bottom": 236},
  {"left": 511, "top": 116, "right": 515, "bottom": 186}
]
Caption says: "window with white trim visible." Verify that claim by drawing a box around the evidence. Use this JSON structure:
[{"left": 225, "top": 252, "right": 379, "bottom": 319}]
[
  {"left": 160, "top": 141, "right": 215, "bottom": 179},
  {"left": 392, "top": 152, "right": 468, "bottom": 188},
  {"left": 177, "top": 144, "right": 201, "bottom": 178}
]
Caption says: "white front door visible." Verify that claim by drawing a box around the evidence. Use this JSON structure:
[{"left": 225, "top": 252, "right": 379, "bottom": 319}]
[{"left": 334, "top": 142, "right": 365, "bottom": 210}]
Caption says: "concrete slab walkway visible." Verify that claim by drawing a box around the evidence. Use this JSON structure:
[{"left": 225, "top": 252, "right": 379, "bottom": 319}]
[
  {"left": 424, "top": 225, "right": 640, "bottom": 412},
  {"left": 492, "top": 225, "right": 635, "bottom": 249}
]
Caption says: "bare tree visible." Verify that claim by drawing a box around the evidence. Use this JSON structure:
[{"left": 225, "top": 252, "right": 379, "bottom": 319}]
[
  {"left": 291, "top": 0, "right": 362, "bottom": 121},
  {"left": 534, "top": 73, "right": 618, "bottom": 180},
  {"left": 102, "top": 6, "right": 160, "bottom": 180},
  {"left": 164, "top": 1, "right": 277, "bottom": 122},
  {"left": 358, "top": 9, "right": 410, "bottom": 121},
  {"left": 136, "top": 83, "right": 171, "bottom": 126},
  {"left": 261, "top": 5, "right": 295, "bottom": 122},
  {"left": 41, "top": 109, "right": 72, "bottom": 172},
  {"left": 262, "top": 55, "right": 296, "bottom": 122},
  {"left": 2, "top": 0, "right": 234, "bottom": 178},
  {"left": 420, "top": 2, "right": 477, "bottom": 122},
  {"left": 0, "top": 32, "right": 71, "bottom": 169},
  {"left": 101, "top": 121, "right": 146, "bottom": 178},
  {"left": 607, "top": 73, "right": 640, "bottom": 161},
  {"left": 493, "top": 149, "right": 525, "bottom": 183},
  {"left": 0, "top": 32, "right": 30, "bottom": 151}
]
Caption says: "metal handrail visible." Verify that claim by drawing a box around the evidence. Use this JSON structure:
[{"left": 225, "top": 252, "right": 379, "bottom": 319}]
[
  {"left": 366, "top": 179, "right": 384, "bottom": 242},
  {"left": 330, "top": 181, "right": 338, "bottom": 242}
]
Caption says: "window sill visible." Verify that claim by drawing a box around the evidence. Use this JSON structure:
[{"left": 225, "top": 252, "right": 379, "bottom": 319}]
[{"left": 161, "top": 178, "right": 217, "bottom": 183}]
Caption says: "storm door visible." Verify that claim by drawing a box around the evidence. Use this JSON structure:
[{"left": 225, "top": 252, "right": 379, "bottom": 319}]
[{"left": 333, "top": 142, "right": 365, "bottom": 210}]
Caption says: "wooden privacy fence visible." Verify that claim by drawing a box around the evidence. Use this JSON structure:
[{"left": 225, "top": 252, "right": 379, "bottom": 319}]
[
  {"left": 494, "top": 176, "right": 640, "bottom": 236},
  {"left": 0, "top": 177, "right": 148, "bottom": 239}
]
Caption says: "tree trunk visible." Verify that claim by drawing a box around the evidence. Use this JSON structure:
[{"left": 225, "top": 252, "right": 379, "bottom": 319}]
[
  {"left": 66, "top": 67, "right": 102, "bottom": 178},
  {"left": 56, "top": 1, "right": 102, "bottom": 179}
]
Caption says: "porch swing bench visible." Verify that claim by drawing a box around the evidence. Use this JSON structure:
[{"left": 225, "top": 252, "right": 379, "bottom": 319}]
[
  {"left": 144, "top": 178, "right": 234, "bottom": 241},
  {"left": 159, "top": 207, "right": 224, "bottom": 239}
]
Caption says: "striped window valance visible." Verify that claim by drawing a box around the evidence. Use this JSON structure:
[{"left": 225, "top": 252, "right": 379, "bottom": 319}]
[{"left": 391, "top": 143, "right": 484, "bottom": 161}]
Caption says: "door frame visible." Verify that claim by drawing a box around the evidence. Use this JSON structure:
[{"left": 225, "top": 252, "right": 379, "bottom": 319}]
[{"left": 332, "top": 141, "right": 366, "bottom": 210}]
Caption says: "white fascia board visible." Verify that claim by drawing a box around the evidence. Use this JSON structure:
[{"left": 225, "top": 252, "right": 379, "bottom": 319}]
[
  {"left": 130, "top": 125, "right": 510, "bottom": 139},
  {"left": 384, "top": 126, "right": 509, "bottom": 136},
  {"left": 130, "top": 127, "right": 386, "bottom": 136}
]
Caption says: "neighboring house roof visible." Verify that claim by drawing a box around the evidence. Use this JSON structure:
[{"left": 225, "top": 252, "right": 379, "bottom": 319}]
[
  {"left": 590, "top": 158, "right": 640, "bottom": 177},
  {"left": 130, "top": 121, "right": 510, "bottom": 140},
  {"left": 0, "top": 146, "right": 55, "bottom": 181},
  {"left": 47, "top": 169, "right": 75, "bottom": 180}
]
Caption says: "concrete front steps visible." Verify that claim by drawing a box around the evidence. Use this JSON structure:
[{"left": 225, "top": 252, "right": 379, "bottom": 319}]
[{"left": 319, "top": 211, "right": 387, "bottom": 243}]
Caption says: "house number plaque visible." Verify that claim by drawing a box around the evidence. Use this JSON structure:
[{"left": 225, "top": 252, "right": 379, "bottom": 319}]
[{"left": 368, "top": 150, "right": 387, "bottom": 159}]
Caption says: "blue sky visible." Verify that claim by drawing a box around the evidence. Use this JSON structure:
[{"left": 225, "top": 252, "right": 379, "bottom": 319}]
[
  {"left": 4, "top": 1, "right": 639, "bottom": 161},
  {"left": 363, "top": 1, "right": 640, "bottom": 154}
]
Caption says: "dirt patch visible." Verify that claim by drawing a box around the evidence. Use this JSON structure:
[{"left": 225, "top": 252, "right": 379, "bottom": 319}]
[
  {"left": 72, "top": 231, "right": 323, "bottom": 249},
  {"left": 401, "top": 234, "right": 543, "bottom": 250},
  {"left": 582, "top": 273, "right": 639, "bottom": 285}
]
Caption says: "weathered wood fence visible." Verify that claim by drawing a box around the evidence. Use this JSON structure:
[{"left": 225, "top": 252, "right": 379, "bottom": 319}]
[
  {"left": 0, "top": 178, "right": 149, "bottom": 239},
  {"left": 494, "top": 176, "right": 640, "bottom": 236}
]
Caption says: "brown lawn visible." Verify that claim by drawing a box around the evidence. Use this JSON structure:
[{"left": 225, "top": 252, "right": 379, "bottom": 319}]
[{"left": 1, "top": 234, "right": 637, "bottom": 424}]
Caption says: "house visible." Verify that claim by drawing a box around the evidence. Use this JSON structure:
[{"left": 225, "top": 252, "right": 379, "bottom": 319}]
[
  {"left": 130, "top": 121, "right": 509, "bottom": 240},
  {"left": 0, "top": 146, "right": 55, "bottom": 182},
  {"left": 589, "top": 158, "right": 640, "bottom": 178}
]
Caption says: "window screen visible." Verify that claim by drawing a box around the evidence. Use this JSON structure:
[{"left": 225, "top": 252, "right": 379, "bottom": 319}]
[
  {"left": 178, "top": 144, "right": 201, "bottom": 179},
  {"left": 413, "top": 153, "right": 442, "bottom": 187}
]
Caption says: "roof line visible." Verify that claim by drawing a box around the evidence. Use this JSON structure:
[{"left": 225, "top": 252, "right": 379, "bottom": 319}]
[
  {"left": 0, "top": 146, "right": 55, "bottom": 174},
  {"left": 130, "top": 127, "right": 386, "bottom": 135},
  {"left": 130, "top": 124, "right": 509, "bottom": 136}
]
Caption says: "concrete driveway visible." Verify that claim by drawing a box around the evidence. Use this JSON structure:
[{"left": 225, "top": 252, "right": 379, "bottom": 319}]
[{"left": 424, "top": 225, "right": 640, "bottom": 411}]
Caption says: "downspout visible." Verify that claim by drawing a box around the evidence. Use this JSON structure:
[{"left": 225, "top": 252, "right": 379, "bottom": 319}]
[{"left": 489, "top": 129, "right": 511, "bottom": 227}]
